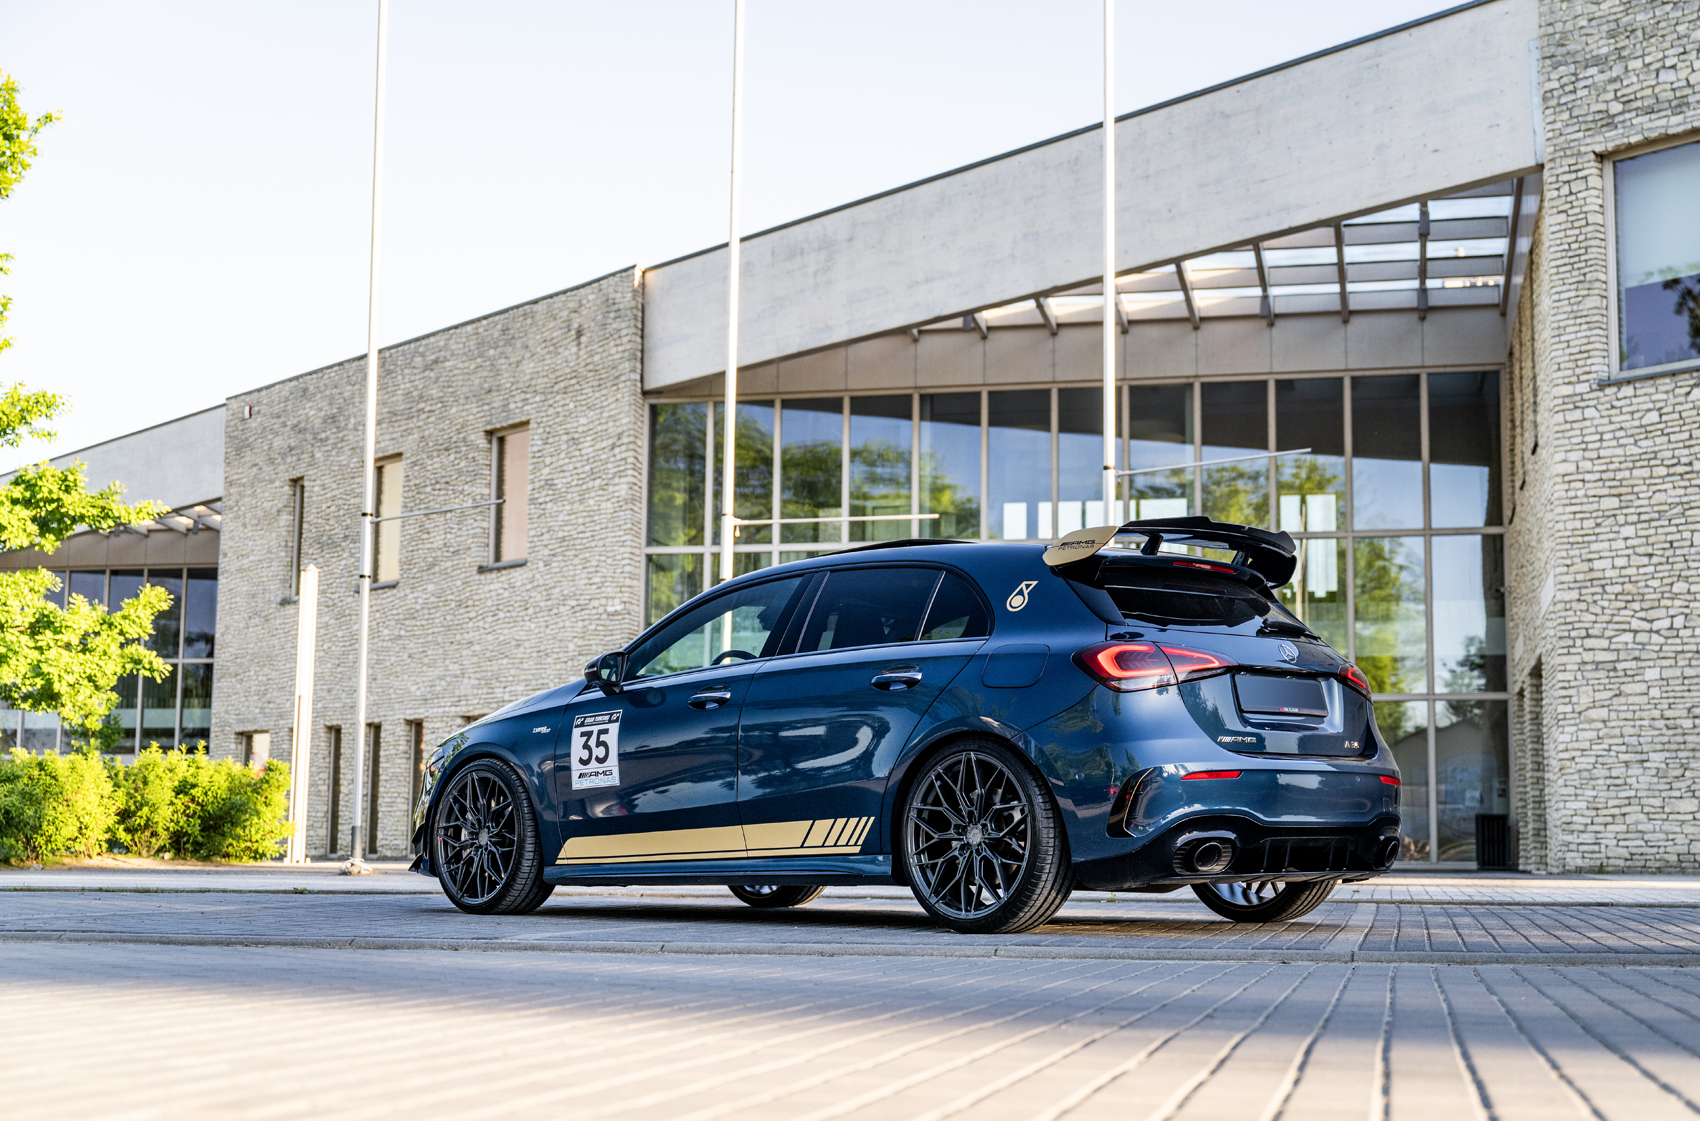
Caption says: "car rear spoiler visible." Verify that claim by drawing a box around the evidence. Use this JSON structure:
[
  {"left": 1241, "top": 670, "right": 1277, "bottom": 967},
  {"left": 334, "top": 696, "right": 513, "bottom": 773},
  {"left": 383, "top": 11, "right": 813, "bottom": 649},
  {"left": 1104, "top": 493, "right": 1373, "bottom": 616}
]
[{"left": 1045, "top": 516, "right": 1297, "bottom": 588}]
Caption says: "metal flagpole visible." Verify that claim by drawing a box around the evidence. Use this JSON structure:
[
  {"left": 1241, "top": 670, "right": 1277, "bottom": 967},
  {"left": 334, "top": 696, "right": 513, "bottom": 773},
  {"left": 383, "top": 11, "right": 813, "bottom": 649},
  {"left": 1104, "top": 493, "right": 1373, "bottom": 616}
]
[
  {"left": 719, "top": 0, "right": 746, "bottom": 588},
  {"left": 1101, "top": 0, "right": 1118, "bottom": 525},
  {"left": 285, "top": 565, "right": 319, "bottom": 864},
  {"left": 350, "top": 0, "right": 389, "bottom": 867}
]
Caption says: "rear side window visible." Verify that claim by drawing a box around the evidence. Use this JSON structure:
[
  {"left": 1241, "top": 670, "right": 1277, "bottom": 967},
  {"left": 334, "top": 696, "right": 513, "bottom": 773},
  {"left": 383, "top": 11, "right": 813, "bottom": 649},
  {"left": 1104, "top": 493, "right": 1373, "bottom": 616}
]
[
  {"left": 920, "top": 572, "right": 991, "bottom": 640},
  {"left": 797, "top": 567, "right": 941, "bottom": 652},
  {"left": 1096, "top": 565, "right": 1294, "bottom": 629}
]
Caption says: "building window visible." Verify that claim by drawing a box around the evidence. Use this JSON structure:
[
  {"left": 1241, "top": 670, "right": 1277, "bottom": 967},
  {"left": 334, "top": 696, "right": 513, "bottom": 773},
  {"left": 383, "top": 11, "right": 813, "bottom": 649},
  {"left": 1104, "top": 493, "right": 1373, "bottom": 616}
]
[
  {"left": 9, "top": 565, "right": 221, "bottom": 753},
  {"left": 492, "top": 426, "right": 530, "bottom": 563},
  {"left": 365, "top": 722, "right": 382, "bottom": 857},
  {"left": 239, "top": 731, "right": 270, "bottom": 766},
  {"left": 326, "top": 725, "right": 343, "bottom": 855},
  {"left": 642, "top": 370, "right": 1508, "bottom": 866},
  {"left": 373, "top": 457, "right": 403, "bottom": 583},
  {"left": 287, "top": 478, "right": 305, "bottom": 597},
  {"left": 407, "top": 720, "right": 426, "bottom": 811},
  {"left": 1614, "top": 138, "right": 1700, "bottom": 375}
]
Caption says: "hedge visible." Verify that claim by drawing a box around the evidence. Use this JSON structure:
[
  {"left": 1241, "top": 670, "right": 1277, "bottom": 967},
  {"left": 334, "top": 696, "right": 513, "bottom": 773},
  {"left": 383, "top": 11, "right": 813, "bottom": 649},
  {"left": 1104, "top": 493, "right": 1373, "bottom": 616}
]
[{"left": 0, "top": 747, "right": 291, "bottom": 864}]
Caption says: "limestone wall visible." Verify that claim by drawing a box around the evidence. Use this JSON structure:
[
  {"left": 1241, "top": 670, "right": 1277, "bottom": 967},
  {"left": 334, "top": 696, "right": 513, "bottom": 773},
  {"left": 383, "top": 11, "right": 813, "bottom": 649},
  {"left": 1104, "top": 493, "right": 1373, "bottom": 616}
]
[{"left": 211, "top": 269, "right": 645, "bottom": 858}]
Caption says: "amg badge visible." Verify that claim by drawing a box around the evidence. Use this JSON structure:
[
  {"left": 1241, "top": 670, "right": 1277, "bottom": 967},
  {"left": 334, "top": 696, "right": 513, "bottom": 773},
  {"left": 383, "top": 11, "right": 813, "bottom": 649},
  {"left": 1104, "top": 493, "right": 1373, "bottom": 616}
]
[{"left": 571, "top": 710, "right": 622, "bottom": 789}]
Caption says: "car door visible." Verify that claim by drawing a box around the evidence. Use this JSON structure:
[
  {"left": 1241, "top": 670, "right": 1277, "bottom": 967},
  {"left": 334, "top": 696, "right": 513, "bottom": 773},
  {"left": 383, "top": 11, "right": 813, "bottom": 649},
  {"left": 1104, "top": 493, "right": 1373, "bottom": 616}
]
[
  {"left": 736, "top": 566, "right": 992, "bottom": 858},
  {"left": 554, "top": 573, "right": 813, "bottom": 870}
]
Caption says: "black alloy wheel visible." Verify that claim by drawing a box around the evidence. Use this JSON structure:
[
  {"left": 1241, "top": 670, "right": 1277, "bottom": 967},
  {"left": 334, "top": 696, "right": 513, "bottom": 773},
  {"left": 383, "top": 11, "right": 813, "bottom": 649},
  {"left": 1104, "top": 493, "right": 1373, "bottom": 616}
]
[
  {"left": 728, "top": 885, "right": 826, "bottom": 908},
  {"left": 1191, "top": 878, "right": 1336, "bottom": 923},
  {"left": 901, "top": 739, "right": 1073, "bottom": 934},
  {"left": 432, "top": 758, "right": 553, "bottom": 915}
]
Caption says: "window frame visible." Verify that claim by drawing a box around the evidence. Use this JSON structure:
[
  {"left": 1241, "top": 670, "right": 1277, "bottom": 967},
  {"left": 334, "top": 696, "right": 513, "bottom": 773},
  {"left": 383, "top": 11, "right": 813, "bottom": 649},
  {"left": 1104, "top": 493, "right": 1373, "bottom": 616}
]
[
  {"left": 1603, "top": 130, "right": 1700, "bottom": 386},
  {"left": 489, "top": 423, "right": 531, "bottom": 566}
]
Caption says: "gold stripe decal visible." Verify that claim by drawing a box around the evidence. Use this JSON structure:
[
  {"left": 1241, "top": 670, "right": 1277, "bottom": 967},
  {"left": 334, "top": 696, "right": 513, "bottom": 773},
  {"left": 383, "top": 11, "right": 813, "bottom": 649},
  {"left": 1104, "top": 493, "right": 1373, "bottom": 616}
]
[{"left": 557, "top": 817, "right": 876, "bottom": 866}]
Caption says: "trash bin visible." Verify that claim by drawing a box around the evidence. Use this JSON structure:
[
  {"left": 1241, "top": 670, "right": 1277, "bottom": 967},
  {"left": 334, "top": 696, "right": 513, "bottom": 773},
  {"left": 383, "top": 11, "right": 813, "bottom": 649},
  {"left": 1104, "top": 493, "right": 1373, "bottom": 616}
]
[{"left": 1476, "top": 813, "right": 1511, "bottom": 870}]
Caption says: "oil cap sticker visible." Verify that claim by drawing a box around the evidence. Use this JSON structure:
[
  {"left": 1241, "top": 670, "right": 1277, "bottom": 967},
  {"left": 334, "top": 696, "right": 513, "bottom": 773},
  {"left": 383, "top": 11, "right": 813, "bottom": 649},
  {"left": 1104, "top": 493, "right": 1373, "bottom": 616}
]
[{"left": 571, "top": 711, "right": 621, "bottom": 789}]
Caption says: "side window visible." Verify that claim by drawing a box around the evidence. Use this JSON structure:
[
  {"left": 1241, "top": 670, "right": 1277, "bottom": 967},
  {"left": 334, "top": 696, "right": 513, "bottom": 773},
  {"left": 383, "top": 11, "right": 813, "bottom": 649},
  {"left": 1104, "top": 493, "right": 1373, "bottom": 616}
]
[
  {"left": 796, "top": 567, "right": 941, "bottom": 653},
  {"left": 920, "top": 572, "right": 991, "bottom": 641},
  {"left": 629, "top": 576, "right": 810, "bottom": 680}
]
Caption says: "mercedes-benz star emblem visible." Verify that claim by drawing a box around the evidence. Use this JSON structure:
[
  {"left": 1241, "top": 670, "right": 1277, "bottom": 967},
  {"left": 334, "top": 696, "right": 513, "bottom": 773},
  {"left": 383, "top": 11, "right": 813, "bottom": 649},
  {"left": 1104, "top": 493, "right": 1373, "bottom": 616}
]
[{"left": 1279, "top": 642, "right": 1298, "bottom": 664}]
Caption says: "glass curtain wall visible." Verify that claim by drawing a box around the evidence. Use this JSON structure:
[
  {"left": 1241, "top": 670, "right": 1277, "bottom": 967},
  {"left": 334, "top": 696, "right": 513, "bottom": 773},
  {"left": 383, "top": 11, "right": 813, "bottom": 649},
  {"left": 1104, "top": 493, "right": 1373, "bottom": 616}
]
[
  {"left": 1, "top": 566, "right": 218, "bottom": 752},
  {"left": 644, "top": 372, "right": 1504, "bottom": 864}
]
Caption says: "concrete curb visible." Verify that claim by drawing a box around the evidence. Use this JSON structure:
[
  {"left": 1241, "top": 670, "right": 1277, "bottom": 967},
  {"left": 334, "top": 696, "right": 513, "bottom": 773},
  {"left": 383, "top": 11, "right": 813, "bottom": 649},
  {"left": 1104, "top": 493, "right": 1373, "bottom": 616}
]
[{"left": 3, "top": 929, "right": 1698, "bottom": 967}]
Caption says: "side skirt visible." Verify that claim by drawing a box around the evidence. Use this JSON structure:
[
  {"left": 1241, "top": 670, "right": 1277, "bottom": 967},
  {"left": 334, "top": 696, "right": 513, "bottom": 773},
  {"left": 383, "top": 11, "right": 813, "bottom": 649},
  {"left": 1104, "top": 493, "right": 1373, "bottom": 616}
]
[{"left": 543, "top": 853, "right": 895, "bottom": 887}]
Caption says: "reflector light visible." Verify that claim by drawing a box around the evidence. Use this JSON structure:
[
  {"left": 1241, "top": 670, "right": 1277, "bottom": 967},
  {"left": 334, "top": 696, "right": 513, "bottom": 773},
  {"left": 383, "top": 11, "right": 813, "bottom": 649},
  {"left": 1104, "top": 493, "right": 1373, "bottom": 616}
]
[
  {"left": 1158, "top": 644, "right": 1235, "bottom": 680},
  {"left": 1182, "top": 770, "right": 1242, "bottom": 780},
  {"left": 1379, "top": 775, "right": 1400, "bottom": 785},
  {"left": 1340, "top": 665, "right": 1373, "bottom": 697}
]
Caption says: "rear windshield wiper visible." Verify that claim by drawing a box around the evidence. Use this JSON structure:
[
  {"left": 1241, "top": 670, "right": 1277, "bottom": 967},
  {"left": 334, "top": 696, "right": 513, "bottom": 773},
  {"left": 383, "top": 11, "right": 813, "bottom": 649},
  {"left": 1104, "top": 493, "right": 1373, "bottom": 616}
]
[{"left": 1257, "top": 615, "right": 1317, "bottom": 639}]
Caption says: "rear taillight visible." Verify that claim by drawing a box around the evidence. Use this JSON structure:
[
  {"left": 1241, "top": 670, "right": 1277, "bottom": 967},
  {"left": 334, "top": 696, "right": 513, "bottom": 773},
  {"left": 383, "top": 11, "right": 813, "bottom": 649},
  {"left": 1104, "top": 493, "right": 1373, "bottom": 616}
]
[
  {"left": 1340, "top": 665, "right": 1373, "bottom": 698},
  {"left": 1078, "top": 642, "right": 1175, "bottom": 690},
  {"left": 1076, "top": 642, "right": 1236, "bottom": 692}
]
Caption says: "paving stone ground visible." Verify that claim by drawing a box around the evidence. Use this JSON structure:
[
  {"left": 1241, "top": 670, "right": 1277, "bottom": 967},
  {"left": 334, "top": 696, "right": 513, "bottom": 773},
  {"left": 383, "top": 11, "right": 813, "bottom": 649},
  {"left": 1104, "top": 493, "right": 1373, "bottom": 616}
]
[{"left": 7, "top": 868, "right": 1700, "bottom": 1118}]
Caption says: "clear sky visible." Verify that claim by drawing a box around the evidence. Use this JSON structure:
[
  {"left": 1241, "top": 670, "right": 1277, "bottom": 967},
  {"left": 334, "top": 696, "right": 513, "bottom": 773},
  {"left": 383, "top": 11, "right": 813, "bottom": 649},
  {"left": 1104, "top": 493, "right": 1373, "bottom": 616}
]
[{"left": 0, "top": 0, "right": 1458, "bottom": 470}]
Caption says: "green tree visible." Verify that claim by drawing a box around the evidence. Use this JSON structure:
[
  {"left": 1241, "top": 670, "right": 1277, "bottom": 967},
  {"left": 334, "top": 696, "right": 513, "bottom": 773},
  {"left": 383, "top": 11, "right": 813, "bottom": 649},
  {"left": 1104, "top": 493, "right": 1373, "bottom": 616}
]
[{"left": 0, "top": 73, "right": 171, "bottom": 733}]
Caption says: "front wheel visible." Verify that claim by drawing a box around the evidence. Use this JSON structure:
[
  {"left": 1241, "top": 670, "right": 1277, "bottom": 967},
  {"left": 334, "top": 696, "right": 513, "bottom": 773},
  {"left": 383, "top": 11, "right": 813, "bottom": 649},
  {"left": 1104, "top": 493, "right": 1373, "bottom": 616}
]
[
  {"left": 901, "top": 739, "right": 1073, "bottom": 934},
  {"left": 1191, "top": 879, "right": 1336, "bottom": 923},
  {"left": 432, "top": 758, "right": 553, "bottom": 915},
  {"left": 728, "top": 885, "right": 825, "bottom": 908}
]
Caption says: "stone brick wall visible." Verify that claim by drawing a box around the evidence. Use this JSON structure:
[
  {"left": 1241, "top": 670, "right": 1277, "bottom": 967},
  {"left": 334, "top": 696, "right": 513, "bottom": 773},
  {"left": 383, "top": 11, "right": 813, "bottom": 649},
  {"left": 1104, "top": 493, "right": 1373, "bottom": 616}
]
[
  {"left": 212, "top": 268, "right": 645, "bottom": 858},
  {"left": 1506, "top": 1, "right": 1700, "bottom": 871}
]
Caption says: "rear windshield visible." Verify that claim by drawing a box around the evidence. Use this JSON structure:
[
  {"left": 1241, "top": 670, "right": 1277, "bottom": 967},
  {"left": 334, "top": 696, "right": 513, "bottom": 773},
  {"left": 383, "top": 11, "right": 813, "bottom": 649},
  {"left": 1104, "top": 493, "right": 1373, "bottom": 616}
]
[{"left": 1093, "top": 564, "right": 1303, "bottom": 630}]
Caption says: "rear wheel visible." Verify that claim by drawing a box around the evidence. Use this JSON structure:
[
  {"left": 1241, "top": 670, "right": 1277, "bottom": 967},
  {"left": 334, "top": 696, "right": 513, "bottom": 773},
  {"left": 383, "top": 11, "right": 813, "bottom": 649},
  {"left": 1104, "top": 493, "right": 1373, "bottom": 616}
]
[
  {"left": 1191, "top": 878, "right": 1336, "bottom": 923},
  {"left": 728, "top": 885, "right": 826, "bottom": 908},
  {"left": 432, "top": 759, "right": 553, "bottom": 915},
  {"left": 901, "top": 739, "right": 1072, "bottom": 934}
]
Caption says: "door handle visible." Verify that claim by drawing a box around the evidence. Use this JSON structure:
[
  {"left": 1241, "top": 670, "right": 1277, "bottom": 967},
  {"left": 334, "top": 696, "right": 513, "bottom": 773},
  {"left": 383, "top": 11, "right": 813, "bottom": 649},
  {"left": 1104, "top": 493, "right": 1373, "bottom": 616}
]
[
  {"left": 689, "top": 687, "right": 733, "bottom": 710},
  {"left": 872, "top": 667, "right": 923, "bottom": 691}
]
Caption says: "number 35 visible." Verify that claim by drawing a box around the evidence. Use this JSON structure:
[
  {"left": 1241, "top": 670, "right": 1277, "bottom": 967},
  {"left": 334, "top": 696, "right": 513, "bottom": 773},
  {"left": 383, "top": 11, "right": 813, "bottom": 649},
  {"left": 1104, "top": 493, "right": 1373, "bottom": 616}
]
[{"left": 577, "top": 728, "right": 611, "bottom": 766}]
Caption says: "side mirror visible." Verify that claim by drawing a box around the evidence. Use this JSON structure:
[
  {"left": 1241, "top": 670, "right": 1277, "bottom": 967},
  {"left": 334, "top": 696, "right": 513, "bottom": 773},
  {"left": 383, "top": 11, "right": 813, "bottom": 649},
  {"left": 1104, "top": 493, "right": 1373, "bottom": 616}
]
[{"left": 588, "top": 651, "right": 627, "bottom": 695}]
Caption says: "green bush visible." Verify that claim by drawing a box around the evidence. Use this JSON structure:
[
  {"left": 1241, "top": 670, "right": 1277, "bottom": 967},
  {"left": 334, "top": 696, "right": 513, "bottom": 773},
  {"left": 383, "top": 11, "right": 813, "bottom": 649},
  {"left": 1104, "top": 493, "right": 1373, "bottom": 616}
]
[
  {"left": 0, "top": 747, "right": 116, "bottom": 862},
  {"left": 1, "top": 747, "right": 291, "bottom": 864}
]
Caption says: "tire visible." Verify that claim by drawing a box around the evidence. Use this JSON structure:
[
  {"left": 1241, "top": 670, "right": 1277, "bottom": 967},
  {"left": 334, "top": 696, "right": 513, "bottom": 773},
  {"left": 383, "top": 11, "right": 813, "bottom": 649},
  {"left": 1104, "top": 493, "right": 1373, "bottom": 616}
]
[
  {"left": 728, "top": 885, "right": 826, "bottom": 908},
  {"left": 431, "top": 758, "right": 553, "bottom": 915},
  {"left": 900, "top": 738, "right": 1073, "bottom": 934},
  {"left": 1191, "top": 878, "right": 1336, "bottom": 923}
]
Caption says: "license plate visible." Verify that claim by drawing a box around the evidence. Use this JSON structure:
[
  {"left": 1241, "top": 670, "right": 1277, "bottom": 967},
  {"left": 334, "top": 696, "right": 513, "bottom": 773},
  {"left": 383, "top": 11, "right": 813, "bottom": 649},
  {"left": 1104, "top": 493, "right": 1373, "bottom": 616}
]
[{"left": 1234, "top": 674, "right": 1328, "bottom": 718}]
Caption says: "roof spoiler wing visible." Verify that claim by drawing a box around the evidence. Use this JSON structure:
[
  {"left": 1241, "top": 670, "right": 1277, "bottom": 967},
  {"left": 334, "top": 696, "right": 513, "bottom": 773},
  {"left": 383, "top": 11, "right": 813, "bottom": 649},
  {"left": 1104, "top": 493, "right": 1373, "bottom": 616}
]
[
  {"left": 1043, "top": 516, "right": 1297, "bottom": 587},
  {"left": 1119, "top": 516, "right": 1297, "bottom": 587}
]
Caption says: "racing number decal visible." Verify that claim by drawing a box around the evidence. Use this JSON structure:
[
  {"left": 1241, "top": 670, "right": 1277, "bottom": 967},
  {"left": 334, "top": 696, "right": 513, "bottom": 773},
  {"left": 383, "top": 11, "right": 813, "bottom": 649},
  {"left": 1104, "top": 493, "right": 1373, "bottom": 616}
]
[{"left": 571, "top": 711, "right": 622, "bottom": 790}]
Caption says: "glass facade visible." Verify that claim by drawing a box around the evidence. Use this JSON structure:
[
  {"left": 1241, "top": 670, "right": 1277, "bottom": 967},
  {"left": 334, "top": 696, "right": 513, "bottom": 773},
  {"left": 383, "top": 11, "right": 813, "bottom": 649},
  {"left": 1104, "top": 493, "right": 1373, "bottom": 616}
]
[
  {"left": 645, "top": 369, "right": 1505, "bottom": 863},
  {"left": 0, "top": 566, "right": 218, "bottom": 752}
]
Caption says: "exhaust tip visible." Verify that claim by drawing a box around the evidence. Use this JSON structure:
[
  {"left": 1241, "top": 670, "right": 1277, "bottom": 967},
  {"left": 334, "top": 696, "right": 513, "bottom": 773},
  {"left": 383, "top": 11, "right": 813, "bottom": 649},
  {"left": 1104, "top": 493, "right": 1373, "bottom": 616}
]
[
  {"left": 1373, "top": 836, "right": 1400, "bottom": 870},
  {"left": 1175, "top": 836, "right": 1236, "bottom": 875}
]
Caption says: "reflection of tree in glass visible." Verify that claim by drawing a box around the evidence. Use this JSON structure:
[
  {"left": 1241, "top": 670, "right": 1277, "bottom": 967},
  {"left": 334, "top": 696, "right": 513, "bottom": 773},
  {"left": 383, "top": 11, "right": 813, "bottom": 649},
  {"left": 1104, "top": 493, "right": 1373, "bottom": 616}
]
[
  {"left": 1373, "top": 701, "right": 1418, "bottom": 745},
  {"left": 782, "top": 438, "right": 840, "bottom": 542},
  {"left": 851, "top": 437, "right": 909, "bottom": 541},
  {"left": 1442, "top": 635, "right": 1487, "bottom": 717},
  {"left": 1353, "top": 538, "right": 1422, "bottom": 696},
  {"left": 648, "top": 403, "right": 706, "bottom": 547},
  {"left": 919, "top": 448, "right": 980, "bottom": 539},
  {"left": 714, "top": 407, "right": 774, "bottom": 544},
  {"left": 1662, "top": 273, "right": 1700, "bottom": 354},
  {"left": 1275, "top": 455, "right": 1342, "bottom": 623},
  {"left": 1202, "top": 464, "right": 1267, "bottom": 527}
]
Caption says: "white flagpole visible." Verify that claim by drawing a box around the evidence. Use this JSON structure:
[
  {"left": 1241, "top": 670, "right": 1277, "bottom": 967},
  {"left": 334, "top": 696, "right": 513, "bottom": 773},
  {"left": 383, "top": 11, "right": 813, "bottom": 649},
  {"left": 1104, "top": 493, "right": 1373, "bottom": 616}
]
[
  {"left": 285, "top": 565, "right": 319, "bottom": 864},
  {"left": 719, "top": 0, "right": 746, "bottom": 588},
  {"left": 350, "top": 0, "right": 389, "bottom": 865},
  {"left": 1102, "top": 0, "right": 1118, "bottom": 525}
]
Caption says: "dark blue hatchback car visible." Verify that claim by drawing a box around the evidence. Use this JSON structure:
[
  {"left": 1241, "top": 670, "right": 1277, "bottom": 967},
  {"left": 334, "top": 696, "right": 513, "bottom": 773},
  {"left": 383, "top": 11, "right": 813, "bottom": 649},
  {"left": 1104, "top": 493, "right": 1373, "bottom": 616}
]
[{"left": 412, "top": 516, "right": 1402, "bottom": 933}]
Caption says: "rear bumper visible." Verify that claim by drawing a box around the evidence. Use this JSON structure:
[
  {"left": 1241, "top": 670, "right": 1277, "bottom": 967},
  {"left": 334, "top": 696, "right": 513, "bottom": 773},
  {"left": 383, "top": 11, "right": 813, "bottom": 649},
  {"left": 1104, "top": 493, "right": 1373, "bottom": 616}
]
[{"left": 1072, "top": 813, "right": 1401, "bottom": 890}]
